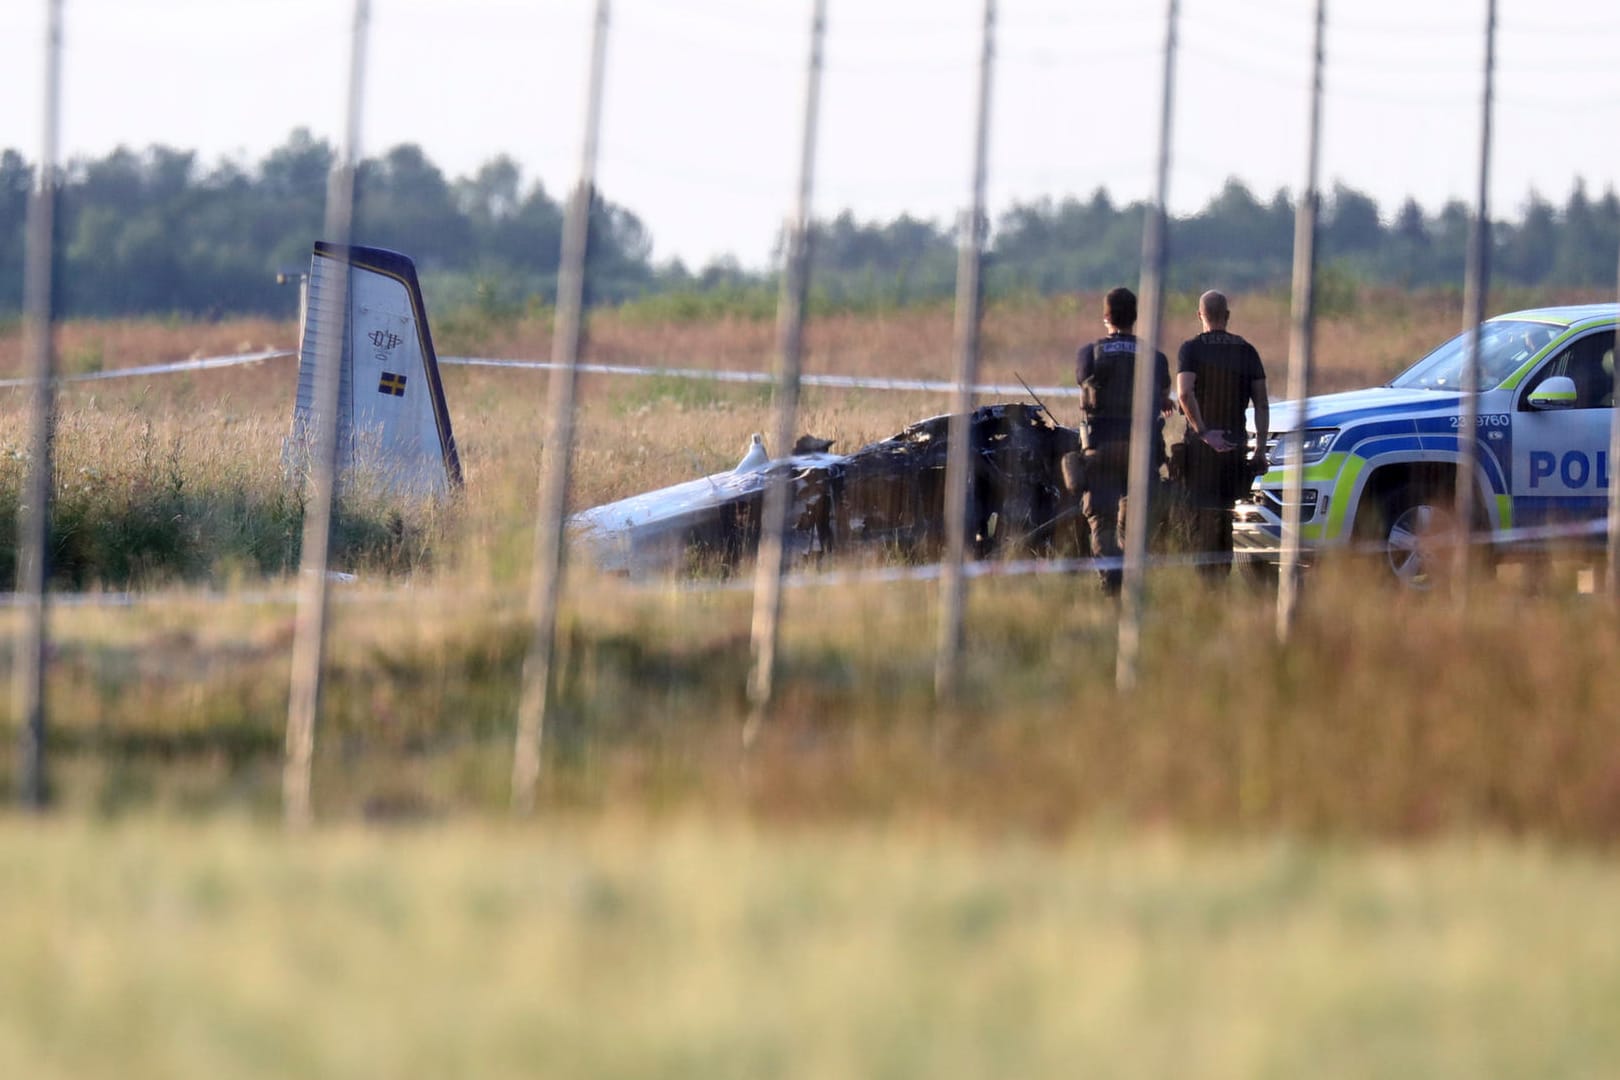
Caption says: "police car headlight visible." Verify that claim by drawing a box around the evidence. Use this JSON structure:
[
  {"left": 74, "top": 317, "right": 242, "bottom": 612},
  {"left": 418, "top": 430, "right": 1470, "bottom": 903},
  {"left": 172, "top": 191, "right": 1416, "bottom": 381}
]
[{"left": 1268, "top": 428, "right": 1338, "bottom": 464}]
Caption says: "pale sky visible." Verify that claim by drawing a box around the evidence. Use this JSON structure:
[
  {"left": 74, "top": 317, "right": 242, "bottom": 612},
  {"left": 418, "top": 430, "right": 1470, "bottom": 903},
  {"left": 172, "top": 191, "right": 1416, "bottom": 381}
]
[{"left": 3, "top": 0, "right": 1619, "bottom": 269}]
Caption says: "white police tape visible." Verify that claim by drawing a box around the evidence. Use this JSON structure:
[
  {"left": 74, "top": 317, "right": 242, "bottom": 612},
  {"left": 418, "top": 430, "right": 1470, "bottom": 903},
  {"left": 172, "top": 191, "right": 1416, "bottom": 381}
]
[
  {"left": 440, "top": 356, "right": 1080, "bottom": 398},
  {"left": 0, "top": 350, "right": 294, "bottom": 388},
  {"left": 0, "top": 348, "right": 1080, "bottom": 400}
]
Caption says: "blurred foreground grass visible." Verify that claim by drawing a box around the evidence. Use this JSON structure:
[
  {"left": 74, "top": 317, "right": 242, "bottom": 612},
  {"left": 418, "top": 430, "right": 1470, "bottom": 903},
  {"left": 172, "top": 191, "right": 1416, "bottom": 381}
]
[
  {"left": 0, "top": 819, "right": 1616, "bottom": 1079},
  {"left": 4, "top": 566, "right": 1619, "bottom": 842}
]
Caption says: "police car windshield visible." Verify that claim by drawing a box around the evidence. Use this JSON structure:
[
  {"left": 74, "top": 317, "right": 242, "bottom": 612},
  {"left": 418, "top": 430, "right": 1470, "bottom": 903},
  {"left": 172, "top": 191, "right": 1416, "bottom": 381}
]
[{"left": 1388, "top": 320, "right": 1559, "bottom": 391}]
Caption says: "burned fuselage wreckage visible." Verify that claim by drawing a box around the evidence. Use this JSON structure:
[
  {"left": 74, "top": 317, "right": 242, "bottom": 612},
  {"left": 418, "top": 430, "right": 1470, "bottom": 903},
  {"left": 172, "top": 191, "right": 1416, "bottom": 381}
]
[{"left": 570, "top": 403, "right": 1083, "bottom": 576}]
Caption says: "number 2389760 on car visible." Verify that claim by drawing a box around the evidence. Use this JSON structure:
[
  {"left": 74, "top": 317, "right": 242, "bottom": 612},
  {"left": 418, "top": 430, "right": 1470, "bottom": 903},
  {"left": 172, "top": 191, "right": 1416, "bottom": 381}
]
[{"left": 1234, "top": 303, "right": 1617, "bottom": 587}]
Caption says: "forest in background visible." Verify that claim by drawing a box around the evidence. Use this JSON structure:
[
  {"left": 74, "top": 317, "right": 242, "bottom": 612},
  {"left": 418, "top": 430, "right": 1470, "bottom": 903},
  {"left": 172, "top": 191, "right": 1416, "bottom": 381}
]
[{"left": 2, "top": 128, "right": 1618, "bottom": 320}]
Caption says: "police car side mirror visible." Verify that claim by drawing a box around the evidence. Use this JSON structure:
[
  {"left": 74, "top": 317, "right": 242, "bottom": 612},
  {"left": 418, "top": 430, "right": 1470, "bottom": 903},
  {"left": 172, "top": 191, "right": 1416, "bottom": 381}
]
[{"left": 1527, "top": 375, "right": 1577, "bottom": 410}]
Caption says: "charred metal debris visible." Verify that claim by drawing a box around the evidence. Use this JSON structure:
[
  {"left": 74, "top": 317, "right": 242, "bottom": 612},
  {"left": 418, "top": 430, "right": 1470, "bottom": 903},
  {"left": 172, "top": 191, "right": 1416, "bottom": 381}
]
[{"left": 570, "top": 403, "right": 1086, "bottom": 576}]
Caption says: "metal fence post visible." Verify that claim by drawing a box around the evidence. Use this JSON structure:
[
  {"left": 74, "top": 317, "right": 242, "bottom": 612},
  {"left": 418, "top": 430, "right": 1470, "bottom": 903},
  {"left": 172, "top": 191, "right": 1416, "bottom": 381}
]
[
  {"left": 1451, "top": 0, "right": 1497, "bottom": 602},
  {"left": 1609, "top": 200, "right": 1620, "bottom": 597},
  {"left": 283, "top": 0, "right": 370, "bottom": 828},
  {"left": 512, "top": 0, "right": 612, "bottom": 815},
  {"left": 935, "top": 0, "right": 997, "bottom": 702},
  {"left": 14, "top": 0, "right": 64, "bottom": 811},
  {"left": 744, "top": 0, "right": 828, "bottom": 745},
  {"left": 1116, "top": 0, "right": 1180, "bottom": 692},
  {"left": 1277, "top": 0, "right": 1326, "bottom": 642}
]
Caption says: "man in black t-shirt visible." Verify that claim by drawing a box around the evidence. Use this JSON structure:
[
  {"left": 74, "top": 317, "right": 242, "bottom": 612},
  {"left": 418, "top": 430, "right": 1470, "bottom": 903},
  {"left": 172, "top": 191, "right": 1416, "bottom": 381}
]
[
  {"left": 1075, "top": 286, "right": 1171, "bottom": 594},
  {"left": 1176, "top": 290, "right": 1269, "bottom": 581}
]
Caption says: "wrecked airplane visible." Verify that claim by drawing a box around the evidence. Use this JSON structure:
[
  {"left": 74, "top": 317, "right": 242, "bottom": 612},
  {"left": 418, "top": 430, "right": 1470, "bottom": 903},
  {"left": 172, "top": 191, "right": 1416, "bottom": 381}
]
[
  {"left": 282, "top": 243, "right": 1082, "bottom": 577},
  {"left": 279, "top": 243, "right": 1089, "bottom": 578},
  {"left": 570, "top": 402, "right": 1084, "bottom": 576}
]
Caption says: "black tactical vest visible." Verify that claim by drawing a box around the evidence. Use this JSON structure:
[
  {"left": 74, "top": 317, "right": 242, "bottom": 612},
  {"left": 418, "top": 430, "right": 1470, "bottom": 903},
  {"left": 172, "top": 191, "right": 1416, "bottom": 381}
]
[{"left": 1082, "top": 338, "right": 1139, "bottom": 423}]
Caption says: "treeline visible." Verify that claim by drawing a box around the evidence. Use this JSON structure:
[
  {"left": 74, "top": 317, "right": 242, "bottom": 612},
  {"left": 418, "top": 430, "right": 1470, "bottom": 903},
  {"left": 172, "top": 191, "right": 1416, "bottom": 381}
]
[
  {"left": 810, "top": 181, "right": 1620, "bottom": 305},
  {"left": 2, "top": 129, "right": 1618, "bottom": 320},
  {"left": 0, "top": 131, "right": 658, "bottom": 318}
]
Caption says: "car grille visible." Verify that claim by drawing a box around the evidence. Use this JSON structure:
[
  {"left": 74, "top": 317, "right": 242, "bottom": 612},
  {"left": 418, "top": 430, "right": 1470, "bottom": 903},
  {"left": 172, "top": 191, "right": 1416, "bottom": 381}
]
[{"left": 1250, "top": 487, "right": 1320, "bottom": 520}]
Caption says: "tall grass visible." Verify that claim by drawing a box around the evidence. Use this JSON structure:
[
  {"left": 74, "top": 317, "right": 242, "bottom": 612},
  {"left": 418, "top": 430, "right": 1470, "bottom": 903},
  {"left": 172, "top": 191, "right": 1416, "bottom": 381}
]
[
  {"left": 0, "top": 400, "right": 445, "bottom": 589},
  {"left": 0, "top": 292, "right": 1613, "bottom": 838},
  {"left": 2, "top": 565, "right": 1616, "bottom": 842},
  {"left": 0, "top": 821, "right": 1617, "bottom": 1079}
]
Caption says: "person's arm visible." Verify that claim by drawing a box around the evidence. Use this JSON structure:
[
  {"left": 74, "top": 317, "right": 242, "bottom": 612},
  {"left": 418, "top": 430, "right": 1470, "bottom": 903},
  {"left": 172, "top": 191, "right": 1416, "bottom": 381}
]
[
  {"left": 1249, "top": 377, "right": 1270, "bottom": 468},
  {"left": 1177, "top": 371, "right": 1236, "bottom": 451}
]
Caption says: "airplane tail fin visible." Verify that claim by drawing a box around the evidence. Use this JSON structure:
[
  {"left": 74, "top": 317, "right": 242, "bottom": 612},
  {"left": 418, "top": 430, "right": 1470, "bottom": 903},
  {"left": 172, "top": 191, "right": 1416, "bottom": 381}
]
[{"left": 286, "top": 242, "right": 462, "bottom": 495}]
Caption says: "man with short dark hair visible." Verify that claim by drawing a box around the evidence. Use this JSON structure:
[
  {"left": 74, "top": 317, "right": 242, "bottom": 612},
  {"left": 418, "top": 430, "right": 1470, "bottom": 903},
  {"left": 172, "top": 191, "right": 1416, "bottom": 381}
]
[
  {"left": 1075, "top": 286, "right": 1171, "bottom": 594},
  {"left": 1176, "top": 289, "right": 1269, "bottom": 581}
]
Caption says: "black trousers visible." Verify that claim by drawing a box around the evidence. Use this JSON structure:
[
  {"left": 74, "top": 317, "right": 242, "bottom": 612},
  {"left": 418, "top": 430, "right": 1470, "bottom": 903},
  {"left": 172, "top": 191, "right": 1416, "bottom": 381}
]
[
  {"left": 1081, "top": 444, "right": 1131, "bottom": 592},
  {"left": 1180, "top": 437, "right": 1250, "bottom": 580}
]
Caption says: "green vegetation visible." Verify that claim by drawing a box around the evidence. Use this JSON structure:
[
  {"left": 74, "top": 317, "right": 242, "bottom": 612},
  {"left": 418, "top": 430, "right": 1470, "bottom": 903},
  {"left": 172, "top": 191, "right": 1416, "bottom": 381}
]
[
  {"left": 0, "top": 407, "right": 444, "bottom": 589},
  {"left": 4, "top": 136, "right": 1619, "bottom": 321}
]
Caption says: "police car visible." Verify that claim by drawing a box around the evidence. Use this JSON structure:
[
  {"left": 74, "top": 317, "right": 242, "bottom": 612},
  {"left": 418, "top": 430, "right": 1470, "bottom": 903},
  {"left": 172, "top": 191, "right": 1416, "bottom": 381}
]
[{"left": 1234, "top": 303, "right": 1617, "bottom": 585}]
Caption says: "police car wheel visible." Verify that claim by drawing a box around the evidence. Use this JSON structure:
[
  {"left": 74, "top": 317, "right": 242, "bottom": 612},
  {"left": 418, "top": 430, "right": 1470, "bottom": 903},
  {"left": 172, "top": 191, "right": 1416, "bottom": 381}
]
[{"left": 1377, "top": 487, "right": 1460, "bottom": 590}]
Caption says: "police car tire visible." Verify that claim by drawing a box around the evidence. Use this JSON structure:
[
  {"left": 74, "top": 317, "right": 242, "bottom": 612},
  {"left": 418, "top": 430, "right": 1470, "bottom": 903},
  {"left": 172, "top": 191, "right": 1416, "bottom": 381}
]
[{"left": 1359, "top": 484, "right": 1459, "bottom": 590}]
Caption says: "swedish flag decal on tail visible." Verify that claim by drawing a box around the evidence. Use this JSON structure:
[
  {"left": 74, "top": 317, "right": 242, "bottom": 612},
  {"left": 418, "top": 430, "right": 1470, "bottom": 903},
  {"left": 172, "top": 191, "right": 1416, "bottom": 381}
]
[{"left": 286, "top": 243, "right": 462, "bottom": 495}]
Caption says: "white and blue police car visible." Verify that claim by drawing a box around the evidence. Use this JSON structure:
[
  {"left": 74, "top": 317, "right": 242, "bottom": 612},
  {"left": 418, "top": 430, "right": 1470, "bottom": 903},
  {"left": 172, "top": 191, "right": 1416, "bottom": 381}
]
[{"left": 1235, "top": 303, "right": 1617, "bottom": 585}]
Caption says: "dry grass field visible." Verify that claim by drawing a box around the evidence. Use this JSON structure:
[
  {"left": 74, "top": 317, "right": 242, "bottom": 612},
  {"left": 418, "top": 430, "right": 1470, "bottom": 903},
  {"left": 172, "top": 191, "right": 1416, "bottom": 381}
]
[
  {"left": 0, "top": 284, "right": 1523, "bottom": 538},
  {"left": 0, "top": 288, "right": 1617, "bottom": 1076},
  {"left": 5, "top": 559, "right": 1618, "bottom": 840},
  {"left": 0, "top": 285, "right": 1614, "bottom": 829}
]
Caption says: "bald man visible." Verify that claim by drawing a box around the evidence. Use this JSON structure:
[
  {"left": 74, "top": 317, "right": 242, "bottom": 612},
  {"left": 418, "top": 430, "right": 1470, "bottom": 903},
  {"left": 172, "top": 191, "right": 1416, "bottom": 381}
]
[{"left": 1175, "top": 290, "right": 1269, "bottom": 581}]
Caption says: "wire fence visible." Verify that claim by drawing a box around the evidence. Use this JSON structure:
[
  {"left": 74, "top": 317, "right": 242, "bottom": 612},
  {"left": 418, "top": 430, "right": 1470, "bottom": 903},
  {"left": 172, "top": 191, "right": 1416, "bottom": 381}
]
[{"left": 9, "top": 0, "right": 1620, "bottom": 819}]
